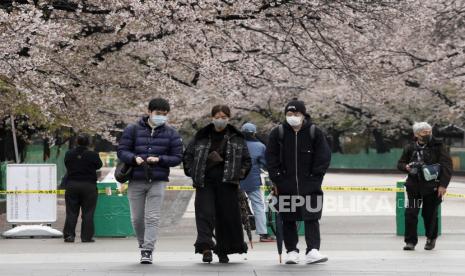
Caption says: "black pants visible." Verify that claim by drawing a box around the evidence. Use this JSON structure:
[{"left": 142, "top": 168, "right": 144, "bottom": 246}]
[
  {"left": 194, "top": 179, "right": 247, "bottom": 255},
  {"left": 283, "top": 219, "right": 320, "bottom": 254},
  {"left": 63, "top": 181, "right": 98, "bottom": 241},
  {"left": 405, "top": 190, "right": 441, "bottom": 245}
]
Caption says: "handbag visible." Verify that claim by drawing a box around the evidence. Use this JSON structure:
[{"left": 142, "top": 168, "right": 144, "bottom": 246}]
[
  {"left": 114, "top": 124, "right": 138, "bottom": 183},
  {"left": 422, "top": 163, "right": 441, "bottom": 181},
  {"left": 114, "top": 161, "right": 133, "bottom": 183}
]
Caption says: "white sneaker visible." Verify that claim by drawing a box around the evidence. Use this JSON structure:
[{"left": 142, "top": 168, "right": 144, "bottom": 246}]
[
  {"left": 285, "top": 251, "right": 300, "bottom": 264},
  {"left": 305, "top": 249, "right": 328, "bottom": 264}
]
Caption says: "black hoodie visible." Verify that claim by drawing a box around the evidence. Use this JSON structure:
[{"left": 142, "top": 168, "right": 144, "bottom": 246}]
[
  {"left": 265, "top": 115, "right": 332, "bottom": 220},
  {"left": 65, "top": 146, "right": 103, "bottom": 183}
]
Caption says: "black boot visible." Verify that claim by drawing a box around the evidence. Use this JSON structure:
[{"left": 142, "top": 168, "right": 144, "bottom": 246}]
[
  {"left": 202, "top": 250, "right": 213, "bottom": 263},
  {"left": 218, "top": 254, "right": 229, "bottom": 263},
  {"left": 81, "top": 239, "right": 95, "bottom": 243},
  {"left": 424, "top": 239, "right": 436, "bottom": 250},
  {"left": 64, "top": 236, "right": 75, "bottom": 243},
  {"left": 403, "top": 243, "right": 415, "bottom": 251}
]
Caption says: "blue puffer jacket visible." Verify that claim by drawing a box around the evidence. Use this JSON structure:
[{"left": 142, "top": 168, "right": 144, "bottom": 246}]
[
  {"left": 240, "top": 137, "right": 267, "bottom": 192},
  {"left": 117, "top": 116, "right": 183, "bottom": 182}
]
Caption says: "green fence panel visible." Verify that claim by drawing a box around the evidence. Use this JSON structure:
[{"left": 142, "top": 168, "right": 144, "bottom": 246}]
[
  {"left": 330, "top": 149, "right": 403, "bottom": 170},
  {"left": 24, "top": 144, "right": 68, "bottom": 183}
]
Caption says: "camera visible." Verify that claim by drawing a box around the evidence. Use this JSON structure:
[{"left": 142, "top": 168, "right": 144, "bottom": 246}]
[{"left": 408, "top": 161, "right": 424, "bottom": 175}]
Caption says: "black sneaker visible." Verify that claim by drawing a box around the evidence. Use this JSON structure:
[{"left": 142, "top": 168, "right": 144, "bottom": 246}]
[
  {"left": 403, "top": 243, "right": 415, "bottom": 251},
  {"left": 140, "top": 250, "right": 153, "bottom": 264},
  {"left": 202, "top": 250, "right": 213, "bottom": 263},
  {"left": 424, "top": 239, "right": 436, "bottom": 250},
  {"left": 218, "top": 254, "right": 229, "bottom": 264}
]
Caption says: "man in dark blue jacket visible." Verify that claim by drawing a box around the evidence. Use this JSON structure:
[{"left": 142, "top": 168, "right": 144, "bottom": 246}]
[{"left": 117, "top": 98, "right": 183, "bottom": 264}]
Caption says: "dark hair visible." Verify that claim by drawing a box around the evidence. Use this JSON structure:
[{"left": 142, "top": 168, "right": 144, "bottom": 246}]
[
  {"left": 211, "top": 105, "right": 231, "bottom": 117},
  {"left": 148, "top": 98, "right": 170, "bottom": 112},
  {"left": 77, "top": 133, "right": 90, "bottom": 147}
]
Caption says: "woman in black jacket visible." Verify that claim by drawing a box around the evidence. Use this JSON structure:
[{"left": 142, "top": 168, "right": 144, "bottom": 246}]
[
  {"left": 183, "top": 105, "right": 252, "bottom": 263},
  {"left": 63, "top": 133, "right": 103, "bottom": 243}
]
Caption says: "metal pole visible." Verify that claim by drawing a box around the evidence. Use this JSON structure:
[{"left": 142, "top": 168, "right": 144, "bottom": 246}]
[{"left": 10, "top": 115, "right": 20, "bottom": 163}]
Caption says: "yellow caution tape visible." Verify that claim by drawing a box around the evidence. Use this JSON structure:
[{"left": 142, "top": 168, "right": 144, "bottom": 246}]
[
  {"left": 1, "top": 185, "right": 464, "bottom": 199},
  {"left": 0, "top": 190, "right": 64, "bottom": 195},
  {"left": 164, "top": 186, "right": 196, "bottom": 191},
  {"left": 443, "top": 193, "right": 465, "bottom": 199},
  {"left": 163, "top": 185, "right": 405, "bottom": 192},
  {"left": 322, "top": 186, "right": 405, "bottom": 193},
  {"left": 0, "top": 189, "right": 97, "bottom": 195}
]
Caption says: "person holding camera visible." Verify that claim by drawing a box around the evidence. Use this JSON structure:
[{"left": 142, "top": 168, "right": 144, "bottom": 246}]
[
  {"left": 397, "top": 122, "right": 452, "bottom": 251},
  {"left": 117, "top": 98, "right": 183, "bottom": 264}
]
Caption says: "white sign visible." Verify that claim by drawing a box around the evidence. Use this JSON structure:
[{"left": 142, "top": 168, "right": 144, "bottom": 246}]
[{"left": 6, "top": 164, "right": 57, "bottom": 223}]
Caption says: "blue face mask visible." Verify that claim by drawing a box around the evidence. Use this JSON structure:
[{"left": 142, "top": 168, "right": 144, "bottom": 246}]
[{"left": 150, "top": 115, "right": 167, "bottom": 127}]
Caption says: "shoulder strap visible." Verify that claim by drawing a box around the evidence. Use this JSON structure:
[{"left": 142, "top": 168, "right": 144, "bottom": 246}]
[
  {"left": 280, "top": 123, "right": 316, "bottom": 142},
  {"left": 411, "top": 143, "right": 425, "bottom": 161},
  {"left": 278, "top": 124, "right": 284, "bottom": 143},
  {"left": 274, "top": 125, "right": 284, "bottom": 165},
  {"left": 310, "top": 124, "right": 316, "bottom": 141}
]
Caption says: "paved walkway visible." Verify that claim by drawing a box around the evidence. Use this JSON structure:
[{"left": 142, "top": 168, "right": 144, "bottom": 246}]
[
  {"left": 1, "top": 234, "right": 465, "bottom": 275},
  {"left": 1, "top": 171, "right": 465, "bottom": 275}
]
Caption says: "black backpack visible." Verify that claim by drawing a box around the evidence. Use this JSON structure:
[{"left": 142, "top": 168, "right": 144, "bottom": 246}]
[{"left": 275, "top": 124, "right": 332, "bottom": 162}]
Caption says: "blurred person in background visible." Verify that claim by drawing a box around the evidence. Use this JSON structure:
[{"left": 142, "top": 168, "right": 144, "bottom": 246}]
[
  {"left": 63, "top": 133, "right": 102, "bottom": 243},
  {"left": 240, "top": 122, "right": 275, "bottom": 242}
]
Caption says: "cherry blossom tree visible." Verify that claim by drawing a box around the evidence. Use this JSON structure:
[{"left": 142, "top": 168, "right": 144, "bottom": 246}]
[{"left": 0, "top": 0, "right": 463, "bottom": 145}]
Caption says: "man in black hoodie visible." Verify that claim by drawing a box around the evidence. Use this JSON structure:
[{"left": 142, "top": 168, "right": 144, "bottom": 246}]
[{"left": 266, "top": 99, "right": 331, "bottom": 265}]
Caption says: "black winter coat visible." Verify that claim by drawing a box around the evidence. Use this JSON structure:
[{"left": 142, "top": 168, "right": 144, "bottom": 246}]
[
  {"left": 397, "top": 137, "right": 453, "bottom": 195},
  {"left": 265, "top": 116, "right": 331, "bottom": 220},
  {"left": 183, "top": 124, "right": 252, "bottom": 188},
  {"left": 65, "top": 146, "right": 103, "bottom": 183}
]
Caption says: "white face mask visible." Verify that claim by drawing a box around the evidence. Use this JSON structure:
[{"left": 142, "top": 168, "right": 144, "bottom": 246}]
[
  {"left": 286, "top": 116, "right": 303, "bottom": 127},
  {"left": 150, "top": 115, "right": 167, "bottom": 127},
  {"left": 213, "top": 118, "right": 228, "bottom": 130}
]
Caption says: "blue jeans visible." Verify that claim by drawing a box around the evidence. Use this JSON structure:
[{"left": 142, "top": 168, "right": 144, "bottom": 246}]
[{"left": 246, "top": 188, "right": 267, "bottom": 235}]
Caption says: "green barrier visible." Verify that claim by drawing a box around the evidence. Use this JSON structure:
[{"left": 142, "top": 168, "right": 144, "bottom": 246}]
[
  {"left": 0, "top": 162, "right": 6, "bottom": 200},
  {"left": 93, "top": 182, "right": 134, "bottom": 237},
  {"left": 330, "top": 149, "right": 403, "bottom": 170},
  {"left": 396, "top": 181, "right": 441, "bottom": 236},
  {"left": 24, "top": 144, "right": 68, "bottom": 182}
]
